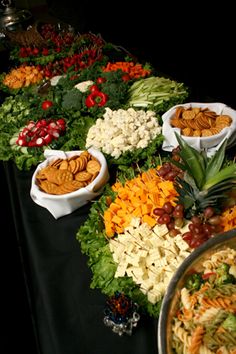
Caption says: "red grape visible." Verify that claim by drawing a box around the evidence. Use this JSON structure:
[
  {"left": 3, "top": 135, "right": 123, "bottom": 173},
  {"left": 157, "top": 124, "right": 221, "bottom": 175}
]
[
  {"left": 203, "top": 207, "right": 215, "bottom": 219},
  {"left": 174, "top": 204, "right": 184, "bottom": 212},
  {"left": 162, "top": 202, "right": 174, "bottom": 214},
  {"left": 208, "top": 215, "right": 222, "bottom": 226},
  {"left": 202, "top": 223, "right": 213, "bottom": 236},
  {"left": 153, "top": 208, "right": 165, "bottom": 216},
  {"left": 192, "top": 224, "right": 203, "bottom": 235},
  {"left": 182, "top": 232, "right": 192, "bottom": 242},
  {"left": 191, "top": 215, "right": 202, "bottom": 224},
  {"left": 162, "top": 213, "right": 171, "bottom": 224},
  {"left": 173, "top": 209, "right": 184, "bottom": 219},
  {"left": 167, "top": 221, "right": 175, "bottom": 230},
  {"left": 164, "top": 170, "right": 178, "bottom": 181}
]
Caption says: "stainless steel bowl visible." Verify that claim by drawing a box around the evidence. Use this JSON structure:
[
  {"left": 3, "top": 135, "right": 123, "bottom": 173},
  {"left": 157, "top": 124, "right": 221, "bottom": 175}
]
[{"left": 157, "top": 229, "right": 236, "bottom": 354}]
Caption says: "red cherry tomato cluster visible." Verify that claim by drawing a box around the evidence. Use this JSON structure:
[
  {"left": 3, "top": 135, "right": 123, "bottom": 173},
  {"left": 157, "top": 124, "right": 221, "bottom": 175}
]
[
  {"left": 16, "top": 118, "right": 66, "bottom": 147},
  {"left": 19, "top": 23, "right": 75, "bottom": 59},
  {"left": 19, "top": 47, "right": 39, "bottom": 57},
  {"left": 19, "top": 46, "right": 55, "bottom": 58},
  {"left": 43, "top": 49, "right": 102, "bottom": 78}
]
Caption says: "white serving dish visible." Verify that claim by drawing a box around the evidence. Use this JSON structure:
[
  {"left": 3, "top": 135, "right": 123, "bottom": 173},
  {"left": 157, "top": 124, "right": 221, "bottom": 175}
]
[
  {"left": 30, "top": 148, "right": 109, "bottom": 219},
  {"left": 162, "top": 102, "right": 236, "bottom": 155}
]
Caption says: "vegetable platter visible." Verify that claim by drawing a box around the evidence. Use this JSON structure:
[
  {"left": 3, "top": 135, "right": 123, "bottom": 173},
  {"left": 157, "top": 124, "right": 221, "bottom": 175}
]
[
  {"left": 0, "top": 28, "right": 188, "bottom": 171},
  {"left": 1, "top": 25, "right": 236, "bottom": 320}
]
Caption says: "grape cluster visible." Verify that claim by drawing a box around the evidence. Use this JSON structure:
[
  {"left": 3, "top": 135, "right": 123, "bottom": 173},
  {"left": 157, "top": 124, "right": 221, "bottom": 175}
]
[
  {"left": 153, "top": 202, "right": 184, "bottom": 237},
  {"left": 157, "top": 162, "right": 183, "bottom": 181},
  {"left": 171, "top": 146, "right": 181, "bottom": 162},
  {"left": 153, "top": 203, "right": 223, "bottom": 249},
  {"left": 182, "top": 207, "right": 223, "bottom": 248}
]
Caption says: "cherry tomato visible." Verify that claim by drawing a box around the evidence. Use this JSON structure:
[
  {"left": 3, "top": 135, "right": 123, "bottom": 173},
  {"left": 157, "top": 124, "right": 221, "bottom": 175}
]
[
  {"left": 96, "top": 77, "right": 106, "bottom": 84},
  {"left": 32, "top": 48, "right": 39, "bottom": 55},
  {"left": 41, "top": 100, "right": 53, "bottom": 110}
]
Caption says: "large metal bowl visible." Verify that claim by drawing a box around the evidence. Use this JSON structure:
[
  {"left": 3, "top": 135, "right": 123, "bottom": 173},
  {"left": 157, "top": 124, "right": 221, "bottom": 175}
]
[{"left": 157, "top": 229, "right": 236, "bottom": 354}]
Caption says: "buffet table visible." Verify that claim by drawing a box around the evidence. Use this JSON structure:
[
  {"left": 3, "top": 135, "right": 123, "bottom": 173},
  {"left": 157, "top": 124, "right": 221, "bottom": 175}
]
[
  {"left": 1, "top": 9, "right": 235, "bottom": 352},
  {"left": 3, "top": 161, "right": 158, "bottom": 354}
]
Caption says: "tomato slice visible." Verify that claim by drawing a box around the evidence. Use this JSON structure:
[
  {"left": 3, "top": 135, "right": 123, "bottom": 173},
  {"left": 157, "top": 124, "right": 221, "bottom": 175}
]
[{"left": 202, "top": 272, "right": 216, "bottom": 280}]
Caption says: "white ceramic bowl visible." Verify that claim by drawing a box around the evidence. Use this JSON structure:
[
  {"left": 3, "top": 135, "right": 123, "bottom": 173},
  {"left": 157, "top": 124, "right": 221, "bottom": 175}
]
[
  {"left": 157, "top": 229, "right": 236, "bottom": 354},
  {"left": 30, "top": 148, "right": 109, "bottom": 219},
  {"left": 162, "top": 102, "right": 236, "bottom": 155}
]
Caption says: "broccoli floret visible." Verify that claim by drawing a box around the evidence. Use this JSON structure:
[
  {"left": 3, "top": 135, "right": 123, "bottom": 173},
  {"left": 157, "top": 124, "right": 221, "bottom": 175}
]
[
  {"left": 222, "top": 314, "right": 236, "bottom": 332},
  {"left": 62, "top": 88, "right": 83, "bottom": 110},
  {"left": 216, "top": 263, "right": 235, "bottom": 285},
  {"left": 185, "top": 273, "right": 202, "bottom": 291}
]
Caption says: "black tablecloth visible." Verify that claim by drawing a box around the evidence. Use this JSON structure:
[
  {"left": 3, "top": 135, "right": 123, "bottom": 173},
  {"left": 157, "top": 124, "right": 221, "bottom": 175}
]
[{"left": 3, "top": 161, "right": 158, "bottom": 354}]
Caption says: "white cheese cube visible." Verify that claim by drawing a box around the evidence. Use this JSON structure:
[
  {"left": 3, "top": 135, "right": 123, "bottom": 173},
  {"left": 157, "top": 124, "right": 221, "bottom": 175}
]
[{"left": 153, "top": 224, "right": 169, "bottom": 238}]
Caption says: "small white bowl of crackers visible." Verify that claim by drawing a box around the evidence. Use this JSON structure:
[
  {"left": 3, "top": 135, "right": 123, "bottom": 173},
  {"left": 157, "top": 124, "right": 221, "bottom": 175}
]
[
  {"left": 162, "top": 102, "right": 236, "bottom": 155},
  {"left": 30, "top": 148, "right": 109, "bottom": 219}
]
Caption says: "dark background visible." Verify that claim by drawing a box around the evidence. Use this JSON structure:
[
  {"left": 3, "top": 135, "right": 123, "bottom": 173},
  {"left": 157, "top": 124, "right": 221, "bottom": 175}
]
[
  {"left": 47, "top": 1, "right": 236, "bottom": 108},
  {"left": 1, "top": 1, "right": 235, "bottom": 353},
  {"left": 2, "top": 1, "right": 235, "bottom": 107}
]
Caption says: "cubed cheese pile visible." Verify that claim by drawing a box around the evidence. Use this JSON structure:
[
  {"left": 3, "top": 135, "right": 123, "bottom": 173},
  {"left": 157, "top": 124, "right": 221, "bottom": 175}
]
[
  {"left": 109, "top": 217, "right": 191, "bottom": 304},
  {"left": 85, "top": 107, "right": 162, "bottom": 158}
]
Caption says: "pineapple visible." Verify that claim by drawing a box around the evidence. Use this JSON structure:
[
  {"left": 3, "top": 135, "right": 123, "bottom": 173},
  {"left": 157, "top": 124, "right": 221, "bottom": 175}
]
[{"left": 173, "top": 133, "right": 236, "bottom": 217}]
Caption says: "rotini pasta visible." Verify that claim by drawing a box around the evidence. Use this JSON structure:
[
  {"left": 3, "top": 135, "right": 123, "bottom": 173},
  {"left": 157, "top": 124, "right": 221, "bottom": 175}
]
[
  {"left": 195, "top": 307, "right": 220, "bottom": 324},
  {"left": 181, "top": 287, "right": 192, "bottom": 310},
  {"left": 217, "top": 346, "right": 230, "bottom": 354},
  {"left": 203, "top": 248, "right": 236, "bottom": 271},
  {"left": 188, "top": 325, "right": 205, "bottom": 353},
  {"left": 199, "top": 344, "right": 215, "bottom": 354},
  {"left": 172, "top": 320, "right": 192, "bottom": 345},
  {"left": 171, "top": 248, "right": 236, "bottom": 353},
  {"left": 201, "top": 297, "right": 232, "bottom": 309}
]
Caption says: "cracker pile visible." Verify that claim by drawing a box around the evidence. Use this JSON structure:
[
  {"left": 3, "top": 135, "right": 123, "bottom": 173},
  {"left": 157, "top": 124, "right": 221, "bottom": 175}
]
[
  {"left": 36, "top": 151, "right": 101, "bottom": 195},
  {"left": 170, "top": 106, "right": 232, "bottom": 137}
]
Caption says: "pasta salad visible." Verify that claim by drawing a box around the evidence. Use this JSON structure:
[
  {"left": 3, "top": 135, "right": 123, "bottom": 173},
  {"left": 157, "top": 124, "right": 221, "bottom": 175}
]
[{"left": 171, "top": 247, "right": 236, "bottom": 354}]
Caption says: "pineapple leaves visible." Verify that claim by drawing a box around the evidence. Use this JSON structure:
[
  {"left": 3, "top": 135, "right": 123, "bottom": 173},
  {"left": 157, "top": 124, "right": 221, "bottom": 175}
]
[
  {"left": 174, "top": 133, "right": 236, "bottom": 214},
  {"left": 204, "top": 139, "right": 228, "bottom": 181},
  {"left": 175, "top": 177, "right": 196, "bottom": 209},
  {"left": 202, "top": 138, "right": 236, "bottom": 190},
  {"left": 203, "top": 164, "right": 236, "bottom": 190},
  {"left": 174, "top": 133, "right": 205, "bottom": 189}
]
